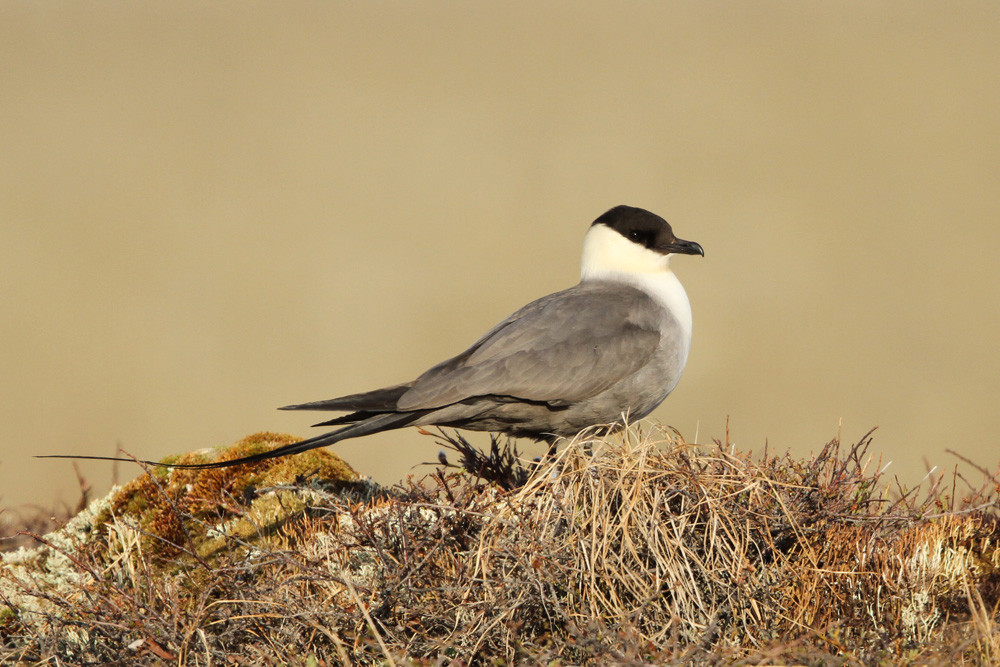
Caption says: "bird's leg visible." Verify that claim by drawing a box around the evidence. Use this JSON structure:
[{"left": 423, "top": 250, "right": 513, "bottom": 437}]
[{"left": 546, "top": 438, "right": 559, "bottom": 458}]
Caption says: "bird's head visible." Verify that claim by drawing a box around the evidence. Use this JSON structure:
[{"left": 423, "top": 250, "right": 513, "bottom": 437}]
[{"left": 581, "top": 205, "right": 703, "bottom": 280}]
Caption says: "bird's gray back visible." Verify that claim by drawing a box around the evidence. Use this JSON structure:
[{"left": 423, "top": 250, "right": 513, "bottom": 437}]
[{"left": 396, "top": 281, "right": 675, "bottom": 414}]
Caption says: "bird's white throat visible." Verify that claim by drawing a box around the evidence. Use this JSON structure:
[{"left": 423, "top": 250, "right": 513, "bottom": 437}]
[{"left": 580, "top": 223, "right": 693, "bottom": 341}]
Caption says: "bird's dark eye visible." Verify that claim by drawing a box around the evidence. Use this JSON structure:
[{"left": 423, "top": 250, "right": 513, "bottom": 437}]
[{"left": 627, "top": 229, "right": 652, "bottom": 246}]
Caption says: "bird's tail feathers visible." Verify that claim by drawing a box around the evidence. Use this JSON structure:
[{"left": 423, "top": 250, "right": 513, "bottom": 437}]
[
  {"left": 38, "top": 410, "right": 428, "bottom": 470},
  {"left": 311, "top": 410, "right": 381, "bottom": 427}
]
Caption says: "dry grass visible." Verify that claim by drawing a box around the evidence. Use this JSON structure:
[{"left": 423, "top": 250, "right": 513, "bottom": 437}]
[{"left": 2, "top": 425, "right": 998, "bottom": 664}]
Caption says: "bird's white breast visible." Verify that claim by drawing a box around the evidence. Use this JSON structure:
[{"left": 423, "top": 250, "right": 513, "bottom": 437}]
[{"left": 579, "top": 223, "right": 694, "bottom": 349}]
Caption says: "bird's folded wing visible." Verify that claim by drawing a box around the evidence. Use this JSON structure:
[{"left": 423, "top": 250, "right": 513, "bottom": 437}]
[{"left": 396, "top": 283, "right": 663, "bottom": 410}]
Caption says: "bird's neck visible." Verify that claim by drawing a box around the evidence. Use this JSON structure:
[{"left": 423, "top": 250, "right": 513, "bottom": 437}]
[{"left": 579, "top": 223, "right": 693, "bottom": 338}]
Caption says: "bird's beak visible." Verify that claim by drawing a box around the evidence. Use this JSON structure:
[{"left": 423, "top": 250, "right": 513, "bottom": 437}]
[{"left": 666, "top": 238, "right": 705, "bottom": 257}]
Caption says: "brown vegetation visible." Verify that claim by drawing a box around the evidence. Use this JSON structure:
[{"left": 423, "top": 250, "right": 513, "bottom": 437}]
[{"left": 2, "top": 425, "right": 998, "bottom": 664}]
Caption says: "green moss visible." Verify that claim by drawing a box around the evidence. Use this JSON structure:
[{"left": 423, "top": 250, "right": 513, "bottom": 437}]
[{"left": 88, "top": 432, "right": 365, "bottom": 565}]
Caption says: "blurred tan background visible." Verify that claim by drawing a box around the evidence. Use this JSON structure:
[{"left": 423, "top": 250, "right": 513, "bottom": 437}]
[{"left": 3, "top": 3, "right": 999, "bottom": 511}]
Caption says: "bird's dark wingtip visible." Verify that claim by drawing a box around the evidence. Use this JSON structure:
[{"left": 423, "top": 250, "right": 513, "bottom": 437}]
[{"left": 279, "top": 401, "right": 327, "bottom": 411}]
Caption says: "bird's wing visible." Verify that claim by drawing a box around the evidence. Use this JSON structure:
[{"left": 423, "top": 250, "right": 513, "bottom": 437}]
[{"left": 396, "top": 282, "right": 664, "bottom": 410}]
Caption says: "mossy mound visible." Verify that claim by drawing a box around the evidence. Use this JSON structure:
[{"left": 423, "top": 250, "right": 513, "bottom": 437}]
[
  {"left": 0, "top": 431, "right": 376, "bottom": 649},
  {"left": 100, "top": 431, "right": 369, "bottom": 559},
  {"left": 2, "top": 425, "right": 999, "bottom": 664}
]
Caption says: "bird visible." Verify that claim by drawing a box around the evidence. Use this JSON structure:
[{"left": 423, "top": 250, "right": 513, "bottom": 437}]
[{"left": 43, "top": 205, "right": 703, "bottom": 470}]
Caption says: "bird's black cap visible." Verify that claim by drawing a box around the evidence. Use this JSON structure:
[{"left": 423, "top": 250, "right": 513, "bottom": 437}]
[{"left": 593, "top": 205, "right": 704, "bottom": 257}]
